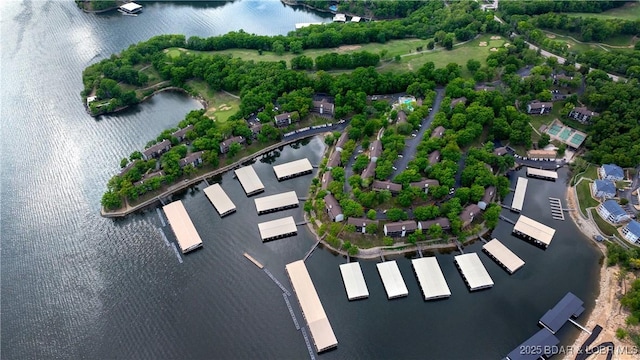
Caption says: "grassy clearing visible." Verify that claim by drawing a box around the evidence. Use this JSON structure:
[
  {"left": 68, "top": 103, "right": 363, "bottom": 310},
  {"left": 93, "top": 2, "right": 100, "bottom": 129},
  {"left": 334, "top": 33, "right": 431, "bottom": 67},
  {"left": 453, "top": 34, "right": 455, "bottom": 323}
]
[
  {"left": 528, "top": 102, "right": 562, "bottom": 132},
  {"left": 186, "top": 80, "right": 239, "bottom": 123},
  {"left": 577, "top": 180, "right": 599, "bottom": 215},
  {"left": 589, "top": 209, "right": 619, "bottom": 236},
  {"left": 542, "top": 30, "right": 636, "bottom": 50},
  {"left": 565, "top": 2, "right": 640, "bottom": 21}
]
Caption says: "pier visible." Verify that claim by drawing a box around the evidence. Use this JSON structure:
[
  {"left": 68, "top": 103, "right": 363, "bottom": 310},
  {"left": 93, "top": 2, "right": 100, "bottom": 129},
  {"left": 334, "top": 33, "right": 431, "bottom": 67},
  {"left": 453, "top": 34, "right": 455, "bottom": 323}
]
[
  {"left": 549, "top": 197, "right": 565, "bottom": 220},
  {"left": 155, "top": 208, "right": 166, "bottom": 227},
  {"left": 416, "top": 245, "right": 423, "bottom": 258},
  {"left": 539, "top": 292, "right": 585, "bottom": 334},
  {"left": 283, "top": 292, "right": 300, "bottom": 330},
  {"left": 339, "top": 262, "right": 369, "bottom": 300},
  {"left": 243, "top": 252, "right": 264, "bottom": 269},
  {"left": 454, "top": 253, "right": 494, "bottom": 291},
  {"left": 303, "top": 240, "right": 320, "bottom": 262},
  {"left": 254, "top": 191, "right": 299, "bottom": 215},
  {"left": 513, "top": 215, "right": 556, "bottom": 249},
  {"left": 204, "top": 183, "right": 237, "bottom": 217},
  {"left": 455, "top": 240, "right": 464, "bottom": 254},
  {"left": 258, "top": 216, "right": 298, "bottom": 242},
  {"left": 482, "top": 238, "right": 525, "bottom": 274},
  {"left": 412, "top": 257, "right": 451, "bottom": 300},
  {"left": 263, "top": 268, "right": 291, "bottom": 296},
  {"left": 499, "top": 214, "right": 516, "bottom": 225},
  {"left": 163, "top": 200, "right": 203, "bottom": 254},
  {"left": 511, "top": 177, "right": 528, "bottom": 212},
  {"left": 273, "top": 158, "right": 313, "bottom": 181},
  {"left": 376, "top": 260, "right": 409, "bottom": 299},
  {"left": 235, "top": 165, "right": 265, "bottom": 196}
]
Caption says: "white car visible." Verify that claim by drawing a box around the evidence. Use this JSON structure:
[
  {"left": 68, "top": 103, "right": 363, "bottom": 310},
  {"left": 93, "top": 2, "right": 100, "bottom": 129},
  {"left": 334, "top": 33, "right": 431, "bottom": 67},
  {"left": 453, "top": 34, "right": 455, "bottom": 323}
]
[
  {"left": 398, "top": 154, "right": 403, "bottom": 158},
  {"left": 411, "top": 134, "right": 417, "bottom": 137},
  {"left": 449, "top": 188, "right": 455, "bottom": 195}
]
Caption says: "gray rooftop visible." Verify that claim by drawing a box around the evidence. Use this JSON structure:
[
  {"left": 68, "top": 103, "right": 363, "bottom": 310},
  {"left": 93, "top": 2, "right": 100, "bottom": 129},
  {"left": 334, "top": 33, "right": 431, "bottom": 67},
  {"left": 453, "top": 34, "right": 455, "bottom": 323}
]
[{"left": 539, "top": 292, "right": 584, "bottom": 334}]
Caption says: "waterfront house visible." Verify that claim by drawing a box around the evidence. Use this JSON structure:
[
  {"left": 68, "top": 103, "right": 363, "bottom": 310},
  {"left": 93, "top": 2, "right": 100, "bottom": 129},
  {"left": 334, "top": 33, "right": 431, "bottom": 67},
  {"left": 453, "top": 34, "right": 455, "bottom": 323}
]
[
  {"left": 312, "top": 99, "right": 334, "bottom": 116},
  {"left": 621, "top": 220, "right": 640, "bottom": 244},
  {"left": 179, "top": 151, "right": 204, "bottom": 168},
  {"left": 361, "top": 161, "right": 376, "bottom": 180},
  {"left": 142, "top": 139, "right": 171, "bottom": 160},
  {"left": 335, "top": 132, "right": 348, "bottom": 152},
  {"left": 369, "top": 140, "right": 382, "bottom": 163},
  {"left": 347, "top": 217, "right": 378, "bottom": 234},
  {"left": 383, "top": 220, "right": 417, "bottom": 237},
  {"left": 482, "top": 186, "right": 496, "bottom": 204},
  {"left": 119, "top": 161, "right": 137, "bottom": 177},
  {"left": 475, "top": 85, "right": 496, "bottom": 92},
  {"left": 431, "top": 126, "right": 445, "bottom": 139},
  {"left": 250, "top": 123, "right": 263, "bottom": 139},
  {"left": 493, "top": 147, "right": 508, "bottom": 156},
  {"left": 568, "top": 107, "right": 599, "bottom": 124},
  {"left": 410, "top": 179, "right": 440, "bottom": 194},
  {"left": 274, "top": 111, "right": 299, "bottom": 127},
  {"left": 418, "top": 218, "right": 451, "bottom": 233},
  {"left": 326, "top": 151, "right": 341, "bottom": 169},
  {"left": 324, "top": 194, "right": 344, "bottom": 222},
  {"left": 219, "top": 136, "right": 246, "bottom": 154},
  {"left": 460, "top": 204, "right": 482, "bottom": 228},
  {"left": 133, "top": 170, "right": 165, "bottom": 187},
  {"left": 397, "top": 110, "right": 407, "bottom": 124},
  {"left": 428, "top": 150, "right": 441, "bottom": 166},
  {"left": 592, "top": 180, "right": 616, "bottom": 199},
  {"left": 372, "top": 180, "right": 402, "bottom": 195},
  {"left": 596, "top": 200, "right": 630, "bottom": 224},
  {"left": 172, "top": 125, "right": 193, "bottom": 142},
  {"left": 450, "top": 97, "right": 467, "bottom": 108},
  {"left": 526, "top": 101, "right": 553, "bottom": 115},
  {"left": 599, "top": 164, "right": 624, "bottom": 181},
  {"left": 321, "top": 171, "right": 333, "bottom": 190}
]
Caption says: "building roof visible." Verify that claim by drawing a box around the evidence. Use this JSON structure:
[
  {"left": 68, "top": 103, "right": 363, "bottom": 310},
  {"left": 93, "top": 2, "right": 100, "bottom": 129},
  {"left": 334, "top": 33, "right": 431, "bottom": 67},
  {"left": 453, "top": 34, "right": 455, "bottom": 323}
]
[
  {"left": 410, "top": 179, "right": 440, "bottom": 189},
  {"left": 493, "top": 146, "right": 507, "bottom": 156},
  {"left": 274, "top": 112, "right": 294, "bottom": 122},
  {"left": 120, "top": 2, "right": 142, "bottom": 12},
  {"left": 526, "top": 167, "right": 559, "bottom": 180},
  {"left": 428, "top": 150, "right": 440, "bottom": 165},
  {"left": 250, "top": 123, "right": 263, "bottom": 134},
  {"left": 313, "top": 99, "right": 334, "bottom": 111},
  {"left": 254, "top": 191, "right": 299, "bottom": 214},
  {"left": 526, "top": 149, "right": 556, "bottom": 158},
  {"left": 339, "top": 262, "right": 369, "bottom": 300},
  {"left": 273, "top": 158, "right": 313, "bottom": 180},
  {"left": 528, "top": 100, "right": 553, "bottom": 110},
  {"left": 372, "top": 180, "right": 402, "bottom": 193},
  {"left": 451, "top": 97, "right": 467, "bottom": 107},
  {"left": 327, "top": 151, "right": 341, "bottom": 168},
  {"left": 220, "top": 136, "right": 245, "bottom": 148},
  {"left": 234, "top": 165, "right": 265, "bottom": 195},
  {"left": 454, "top": 253, "right": 494, "bottom": 291},
  {"left": 431, "top": 126, "right": 445, "bottom": 139},
  {"left": 376, "top": 261, "right": 409, "bottom": 299},
  {"left": 385, "top": 220, "right": 418, "bottom": 233},
  {"left": 321, "top": 171, "right": 333, "bottom": 189},
  {"left": 506, "top": 329, "right": 560, "bottom": 360},
  {"left": 163, "top": 200, "right": 203, "bottom": 253},
  {"left": 361, "top": 161, "right": 376, "bottom": 179},
  {"left": 347, "top": 217, "right": 378, "bottom": 228},
  {"left": 172, "top": 124, "right": 193, "bottom": 139},
  {"left": 334, "top": 132, "right": 349, "bottom": 150},
  {"left": 602, "top": 164, "right": 624, "bottom": 179},
  {"left": 624, "top": 220, "right": 640, "bottom": 238},
  {"left": 412, "top": 257, "right": 451, "bottom": 300},
  {"left": 143, "top": 139, "right": 171, "bottom": 157},
  {"left": 511, "top": 177, "right": 529, "bottom": 212},
  {"left": 203, "top": 184, "right": 236, "bottom": 217},
  {"left": 482, "top": 186, "right": 496, "bottom": 204},
  {"left": 324, "top": 194, "right": 343, "bottom": 219},
  {"left": 419, "top": 217, "right": 450, "bottom": 230},
  {"left": 369, "top": 140, "right": 382, "bottom": 159},
  {"left": 460, "top": 204, "right": 482, "bottom": 225},
  {"left": 513, "top": 215, "right": 556, "bottom": 246},
  {"left": 483, "top": 238, "right": 525, "bottom": 274},
  {"left": 258, "top": 216, "right": 297, "bottom": 241},
  {"left": 601, "top": 199, "right": 626, "bottom": 217},
  {"left": 571, "top": 106, "right": 599, "bottom": 117},
  {"left": 475, "top": 85, "right": 496, "bottom": 91},
  {"left": 133, "top": 170, "right": 165, "bottom": 186},
  {"left": 594, "top": 180, "right": 616, "bottom": 195},
  {"left": 539, "top": 292, "right": 584, "bottom": 334},
  {"left": 179, "top": 151, "right": 204, "bottom": 167},
  {"left": 397, "top": 110, "right": 407, "bottom": 124}
]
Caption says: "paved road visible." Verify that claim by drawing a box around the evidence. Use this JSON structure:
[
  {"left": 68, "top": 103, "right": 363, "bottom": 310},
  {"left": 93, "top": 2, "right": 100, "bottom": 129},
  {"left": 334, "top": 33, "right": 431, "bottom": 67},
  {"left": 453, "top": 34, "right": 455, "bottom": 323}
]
[
  {"left": 391, "top": 88, "right": 445, "bottom": 178},
  {"left": 343, "top": 145, "right": 361, "bottom": 194}
]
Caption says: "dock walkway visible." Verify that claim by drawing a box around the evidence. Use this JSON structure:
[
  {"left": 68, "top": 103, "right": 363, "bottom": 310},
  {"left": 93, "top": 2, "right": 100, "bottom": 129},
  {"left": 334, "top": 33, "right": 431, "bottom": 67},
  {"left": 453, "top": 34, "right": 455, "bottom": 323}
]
[
  {"left": 263, "top": 268, "right": 291, "bottom": 296},
  {"left": 549, "top": 197, "right": 565, "bottom": 220},
  {"left": 304, "top": 240, "right": 320, "bottom": 261}
]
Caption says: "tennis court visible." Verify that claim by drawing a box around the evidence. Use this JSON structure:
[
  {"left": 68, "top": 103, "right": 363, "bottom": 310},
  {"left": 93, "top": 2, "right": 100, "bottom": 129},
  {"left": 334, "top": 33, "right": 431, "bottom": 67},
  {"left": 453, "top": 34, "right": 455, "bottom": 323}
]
[
  {"left": 569, "top": 133, "right": 586, "bottom": 147},
  {"left": 548, "top": 124, "right": 562, "bottom": 136},
  {"left": 559, "top": 128, "right": 571, "bottom": 141}
]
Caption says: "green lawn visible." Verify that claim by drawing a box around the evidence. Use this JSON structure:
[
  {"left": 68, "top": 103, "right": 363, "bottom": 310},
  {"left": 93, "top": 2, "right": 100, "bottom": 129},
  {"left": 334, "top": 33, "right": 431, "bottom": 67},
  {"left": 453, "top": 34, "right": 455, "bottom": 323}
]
[
  {"left": 589, "top": 209, "right": 619, "bottom": 237},
  {"left": 583, "top": 164, "right": 598, "bottom": 180},
  {"left": 565, "top": 2, "right": 640, "bottom": 21},
  {"left": 542, "top": 29, "right": 636, "bottom": 49},
  {"left": 528, "top": 101, "right": 563, "bottom": 132},
  {"left": 576, "top": 180, "right": 599, "bottom": 215},
  {"left": 186, "top": 80, "right": 239, "bottom": 123}
]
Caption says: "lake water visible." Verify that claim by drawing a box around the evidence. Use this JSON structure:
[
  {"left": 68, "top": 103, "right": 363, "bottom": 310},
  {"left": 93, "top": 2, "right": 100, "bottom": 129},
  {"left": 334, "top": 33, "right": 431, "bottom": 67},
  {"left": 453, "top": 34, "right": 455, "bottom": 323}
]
[{"left": 0, "top": 1, "right": 601, "bottom": 359}]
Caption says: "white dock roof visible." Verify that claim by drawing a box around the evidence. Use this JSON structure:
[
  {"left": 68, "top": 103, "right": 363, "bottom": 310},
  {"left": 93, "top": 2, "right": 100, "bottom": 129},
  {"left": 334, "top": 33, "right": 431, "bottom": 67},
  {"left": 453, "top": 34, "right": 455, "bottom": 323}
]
[
  {"left": 454, "top": 253, "right": 494, "bottom": 291},
  {"left": 254, "top": 191, "right": 299, "bottom": 214},
  {"left": 234, "top": 165, "right": 265, "bottom": 195},
  {"left": 511, "top": 177, "right": 528, "bottom": 212},
  {"left": 203, "top": 183, "right": 236, "bottom": 216},
  {"left": 483, "top": 239, "right": 525, "bottom": 274},
  {"left": 120, "top": 2, "right": 142, "bottom": 12},
  {"left": 526, "top": 167, "right": 558, "bottom": 180},
  {"left": 286, "top": 260, "right": 338, "bottom": 353},
  {"left": 257, "top": 216, "right": 297, "bottom": 241},
  {"left": 339, "top": 262, "right": 369, "bottom": 300},
  {"left": 514, "top": 215, "right": 556, "bottom": 247},
  {"left": 411, "top": 257, "right": 451, "bottom": 300},
  {"left": 162, "top": 201, "right": 203, "bottom": 253},
  {"left": 273, "top": 158, "right": 313, "bottom": 180},
  {"left": 376, "top": 261, "right": 409, "bottom": 299}
]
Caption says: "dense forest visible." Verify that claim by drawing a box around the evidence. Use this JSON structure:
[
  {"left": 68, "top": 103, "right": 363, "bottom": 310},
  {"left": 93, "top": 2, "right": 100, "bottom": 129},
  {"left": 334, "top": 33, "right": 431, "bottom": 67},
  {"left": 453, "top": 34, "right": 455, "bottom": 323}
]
[
  {"left": 499, "top": 0, "right": 626, "bottom": 16},
  {"left": 296, "top": 0, "right": 429, "bottom": 19}
]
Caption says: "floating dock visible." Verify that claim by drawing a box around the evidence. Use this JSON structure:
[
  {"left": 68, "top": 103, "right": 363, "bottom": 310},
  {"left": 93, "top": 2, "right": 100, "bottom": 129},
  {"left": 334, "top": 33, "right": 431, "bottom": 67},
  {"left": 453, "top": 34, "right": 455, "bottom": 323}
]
[
  {"left": 273, "top": 158, "right": 313, "bottom": 181},
  {"left": 339, "top": 262, "right": 369, "bottom": 300},
  {"left": 285, "top": 260, "right": 338, "bottom": 353},
  {"left": 257, "top": 216, "right": 297, "bottom": 242},
  {"left": 513, "top": 215, "right": 556, "bottom": 249},
  {"left": 243, "top": 252, "right": 264, "bottom": 269},
  {"left": 505, "top": 328, "right": 560, "bottom": 360},
  {"left": 376, "top": 261, "right": 409, "bottom": 299},
  {"left": 118, "top": 2, "right": 142, "bottom": 15},
  {"left": 511, "top": 177, "right": 528, "bottom": 212},
  {"left": 162, "top": 200, "right": 203, "bottom": 254},
  {"left": 411, "top": 257, "right": 451, "bottom": 300},
  {"left": 203, "top": 183, "right": 236, "bottom": 217},
  {"left": 454, "top": 253, "right": 494, "bottom": 291},
  {"left": 526, "top": 167, "right": 558, "bottom": 181},
  {"left": 539, "top": 292, "right": 585, "bottom": 334},
  {"left": 234, "top": 165, "right": 265, "bottom": 196},
  {"left": 254, "top": 191, "right": 299, "bottom": 215},
  {"left": 482, "top": 239, "right": 525, "bottom": 274}
]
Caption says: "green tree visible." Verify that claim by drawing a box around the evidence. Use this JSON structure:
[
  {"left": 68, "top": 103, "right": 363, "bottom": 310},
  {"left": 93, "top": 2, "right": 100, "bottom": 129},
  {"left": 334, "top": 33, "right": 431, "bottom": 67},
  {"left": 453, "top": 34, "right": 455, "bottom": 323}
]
[
  {"left": 466, "top": 59, "right": 481, "bottom": 73},
  {"left": 427, "top": 224, "right": 444, "bottom": 239},
  {"left": 227, "top": 142, "right": 242, "bottom": 157},
  {"left": 272, "top": 40, "right": 285, "bottom": 56},
  {"left": 366, "top": 222, "right": 378, "bottom": 234},
  {"left": 120, "top": 158, "right": 129, "bottom": 168},
  {"left": 289, "top": 40, "right": 303, "bottom": 55},
  {"left": 484, "top": 204, "right": 501, "bottom": 229},
  {"left": 348, "top": 175, "right": 362, "bottom": 189},
  {"left": 383, "top": 236, "right": 394, "bottom": 246},
  {"left": 304, "top": 200, "right": 313, "bottom": 213},
  {"left": 101, "top": 190, "right": 122, "bottom": 210},
  {"left": 538, "top": 133, "right": 551, "bottom": 148},
  {"left": 367, "top": 209, "right": 377, "bottom": 220},
  {"left": 386, "top": 208, "right": 408, "bottom": 221}
]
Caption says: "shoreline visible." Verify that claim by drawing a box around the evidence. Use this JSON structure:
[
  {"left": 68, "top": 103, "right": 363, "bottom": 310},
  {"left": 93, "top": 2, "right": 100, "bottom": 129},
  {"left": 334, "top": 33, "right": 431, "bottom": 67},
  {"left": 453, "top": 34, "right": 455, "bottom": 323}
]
[{"left": 89, "top": 86, "right": 206, "bottom": 117}]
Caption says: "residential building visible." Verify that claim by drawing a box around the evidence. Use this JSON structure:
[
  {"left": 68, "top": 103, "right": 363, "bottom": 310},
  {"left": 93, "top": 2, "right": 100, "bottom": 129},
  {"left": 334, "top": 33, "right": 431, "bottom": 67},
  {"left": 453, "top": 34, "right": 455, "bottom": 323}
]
[
  {"left": 397, "top": 110, "right": 407, "bottom": 124},
  {"left": 335, "top": 132, "right": 349, "bottom": 152},
  {"left": 179, "top": 151, "right": 204, "bottom": 168},
  {"left": 347, "top": 218, "right": 378, "bottom": 234},
  {"left": 219, "top": 136, "right": 246, "bottom": 154},
  {"left": 321, "top": 171, "right": 333, "bottom": 190},
  {"left": 172, "top": 125, "right": 193, "bottom": 142},
  {"left": 274, "top": 111, "right": 299, "bottom": 127},
  {"left": 527, "top": 101, "right": 553, "bottom": 115},
  {"left": 324, "top": 194, "right": 344, "bottom": 222},
  {"left": 326, "top": 151, "right": 341, "bottom": 169},
  {"left": 482, "top": 186, "right": 496, "bottom": 204},
  {"left": 383, "top": 220, "right": 418, "bottom": 237},
  {"left": 460, "top": 204, "right": 482, "bottom": 228},
  {"left": 142, "top": 139, "right": 171, "bottom": 160},
  {"left": 600, "top": 164, "right": 624, "bottom": 181},
  {"left": 410, "top": 179, "right": 440, "bottom": 194},
  {"left": 493, "top": 147, "right": 508, "bottom": 156},
  {"left": 596, "top": 200, "right": 630, "bottom": 224},
  {"left": 428, "top": 150, "right": 441, "bottom": 166},
  {"left": 568, "top": 107, "right": 599, "bottom": 124},
  {"left": 592, "top": 180, "right": 616, "bottom": 199},
  {"left": 361, "top": 161, "right": 376, "bottom": 180},
  {"left": 527, "top": 149, "right": 556, "bottom": 159},
  {"left": 621, "top": 220, "right": 640, "bottom": 244},
  {"left": 369, "top": 140, "right": 382, "bottom": 162},
  {"left": 431, "top": 126, "right": 445, "bottom": 139},
  {"left": 372, "top": 180, "right": 402, "bottom": 194},
  {"left": 418, "top": 218, "right": 451, "bottom": 233},
  {"left": 250, "top": 123, "right": 263, "bottom": 139},
  {"left": 133, "top": 170, "right": 165, "bottom": 187},
  {"left": 450, "top": 97, "right": 467, "bottom": 108},
  {"left": 312, "top": 99, "right": 334, "bottom": 116}
]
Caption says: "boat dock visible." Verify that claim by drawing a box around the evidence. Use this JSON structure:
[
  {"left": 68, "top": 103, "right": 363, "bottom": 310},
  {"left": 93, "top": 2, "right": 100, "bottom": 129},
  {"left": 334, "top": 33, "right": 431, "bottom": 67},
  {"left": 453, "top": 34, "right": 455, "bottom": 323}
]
[
  {"left": 499, "top": 214, "right": 516, "bottom": 225},
  {"left": 549, "top": 197, "right": 565, "bottom": 220},
  {"left": 303, "top": 240, "right": 320, "bottom": 262},
  {"left": 118, "top": 2, "right": 142, "bottom": 15},
  {"left": 285, "top": 260, "right": 338, "bottom": 353},
  {"left": 482, "top": 238, "right": 525, "bottom": 274},
  {"left": 505, "top": 328, "right": 560, "bottom": 360},
  {"left": 243, "top": 252, "right": 264, "bottom": 269},
  {"left": 162, "top": 200, "right": 203, "bottom": 254},
  {"left": 376, "top": 260, "right": 409, "bottom": 299},
  {"left": 273, "top": 158, "right": 313, "bottom": 181},
  {"left": 282, "top": 292, "right": 300, "bottom": 330},
  {"left": 454, "top": 253, "right": 494, "bottom": 291},
  {"left": 339, "top": 262, "right": 369, "bottom": 300},
  {"left": 258, "top": 216, "right": 298, "bottom": 242},
  {"left": 513, "top": 215, "right": 556, "bottom": 249},
  {"left": 539, "top": 292, "right": 585, "bottom": 334},
  {"left": 511, "top": 177, "right": 528, "bottom": 212},
  {"left": 203, "top": 183, "right": 237, "bottom": 217},
  {"left": 526, "top": 167, "right": 558, "bottom": 181},
  {"left": 234, "top": 165, "right": 265, "bottom": 196},
  {"left": 263, "top": 268, "right": 291, "bottom": 296},
  {"left": 254, "top": 191, "right": 299, "bottom": 215},
  {"left": 411, "top": 257, "right": 451, "bottom": 300}
]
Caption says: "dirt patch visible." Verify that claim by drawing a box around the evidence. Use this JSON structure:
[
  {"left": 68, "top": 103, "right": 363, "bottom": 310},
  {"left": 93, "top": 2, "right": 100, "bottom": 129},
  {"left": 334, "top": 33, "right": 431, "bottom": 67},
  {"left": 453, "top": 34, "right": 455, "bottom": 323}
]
[
  {"left": 337, "top": 45, "right": 361, "bottom": 52},
  {"left": 567, "top": 44, "right": 572, "bottom": 49},
  {"left": 490, "top": 36, "right": 502, "bottom": 40},
  {"left": 479, "top": 41, "right": 488, "bottom": 47},
  {"left": 547, "top": 34, "right": 556, "bottom": 39},
  {"left": 490, "top": 47, "right": 498, "bottom": 52}
]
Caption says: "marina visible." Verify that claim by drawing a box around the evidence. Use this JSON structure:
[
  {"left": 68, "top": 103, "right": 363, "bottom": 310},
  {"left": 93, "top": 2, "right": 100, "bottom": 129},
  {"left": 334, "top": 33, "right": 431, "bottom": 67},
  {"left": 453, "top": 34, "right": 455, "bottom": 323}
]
[
  {"left": 376, "top": 261, "right": 409, "bottom": 299},
  {"left": 505, "top": 328, "right": 560, "bottom": 360},
  {"left": 513, "top": 215, "right": 557, "bottom": 249},
  {"left": 203, "top": 183, "right": 236, "bottom": 217},
  {"left": 454, "top": 253, "right": 494, "bottom": 291},
  {"left": 286, "top": 260, "right": 338, "bottom": 353},
  {"left": 482, "top": 239, "right": 525, "bottom": 274},
  {"left": 526, "top": 167, "right": 558, "bottom": 181},
  {"left": 257, "top": 216, "right": 298, "bottom": 242},
  {"left": 254, "top": 191, "right": 299, "bottom": 215},
  {"left": 411, "top": 257, "right": 451, "bottom": 300},
  {"left": 539, "top": 292, "right": 585, "bottom": 334},
  {"left": 339, "top": 262, "right": 369, "bottom": 300},
  {"left": 162, "top": 200, "right": 203, "bottom": 254},
  {"left": 273, "top": 158, "right": 313, "bottom": 181},
  {"left": 234, "top": 165, "right": 265, "bottom": 196},
  {"left": 549, "top": 197, "right": 565, "bottom": 220},
  {"left": 511, "top": 177, "right": 528, "bottom": 212},
  {"left": 118, "top": 2, "right": 142, "bottom": 15}
]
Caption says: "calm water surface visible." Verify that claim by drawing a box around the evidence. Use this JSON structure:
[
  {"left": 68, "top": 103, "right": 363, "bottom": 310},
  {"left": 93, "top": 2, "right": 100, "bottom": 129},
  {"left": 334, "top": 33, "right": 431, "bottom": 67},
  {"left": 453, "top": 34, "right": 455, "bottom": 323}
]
[{"left": 1, "top": 1, "right": 601, "bottom": 359}]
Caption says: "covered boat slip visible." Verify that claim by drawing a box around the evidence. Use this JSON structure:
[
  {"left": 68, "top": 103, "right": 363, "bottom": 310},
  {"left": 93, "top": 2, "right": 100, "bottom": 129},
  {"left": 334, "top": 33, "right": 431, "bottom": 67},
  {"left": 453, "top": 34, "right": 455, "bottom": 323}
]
[
  {"left": 254, "top": 191, "right": 299, "bottom": 215},
  {"left": 411, "top": 257, "right": 451, "bottom": 300},
  {"left": 119, "top": 2, "right": 142, "bottom": 14},
  {"left": 339, "top": 262, "right": 369, "bottom": 300},
  {"left": 482, "top": 239, "right": 525, "bottom": 274},
  {"left": 376, "top": 261, "right": 409, "bottom": 299},
  {"left": 511, "top": 177, "right": 528, "bottom": 212},
  {"left": 273, "top": 158, "right": 313, "bottom": 181},
  {"left": 539, "top": 292, "right": 585, "bottom": 334},
  {"left": 506, "top": 328, "right": 560, "bottom": 360},
  {"left": 286, "top": 260, "right": 338, "bottom": 353},
  {"left": 454, "top": 253, "right": 494, "bottom": 291},
  {"left": 162, "top": 201, "right": 203, "bottom": 254},
  {"left": 526, "top": 167, "right": 558, "bottom": 181},
  {"left": 513, "top": 215, "right": 556, "bottom": 248},
  {"left": 257, "top": 216, "right": 297, "bottom": 242},
  {"left": 203, "top": 183, "right": 236, "bottom": 217},
  {"left": 234, "top": 165, "right": 265, "bottom": 196}
]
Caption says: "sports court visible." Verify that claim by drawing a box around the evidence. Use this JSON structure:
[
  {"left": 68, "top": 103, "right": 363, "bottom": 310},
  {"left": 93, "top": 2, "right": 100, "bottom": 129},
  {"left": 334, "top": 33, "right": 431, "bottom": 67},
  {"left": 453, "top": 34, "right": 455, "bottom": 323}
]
[{"left": 545, "top": 120, "right": 587, "bottom": 149}]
